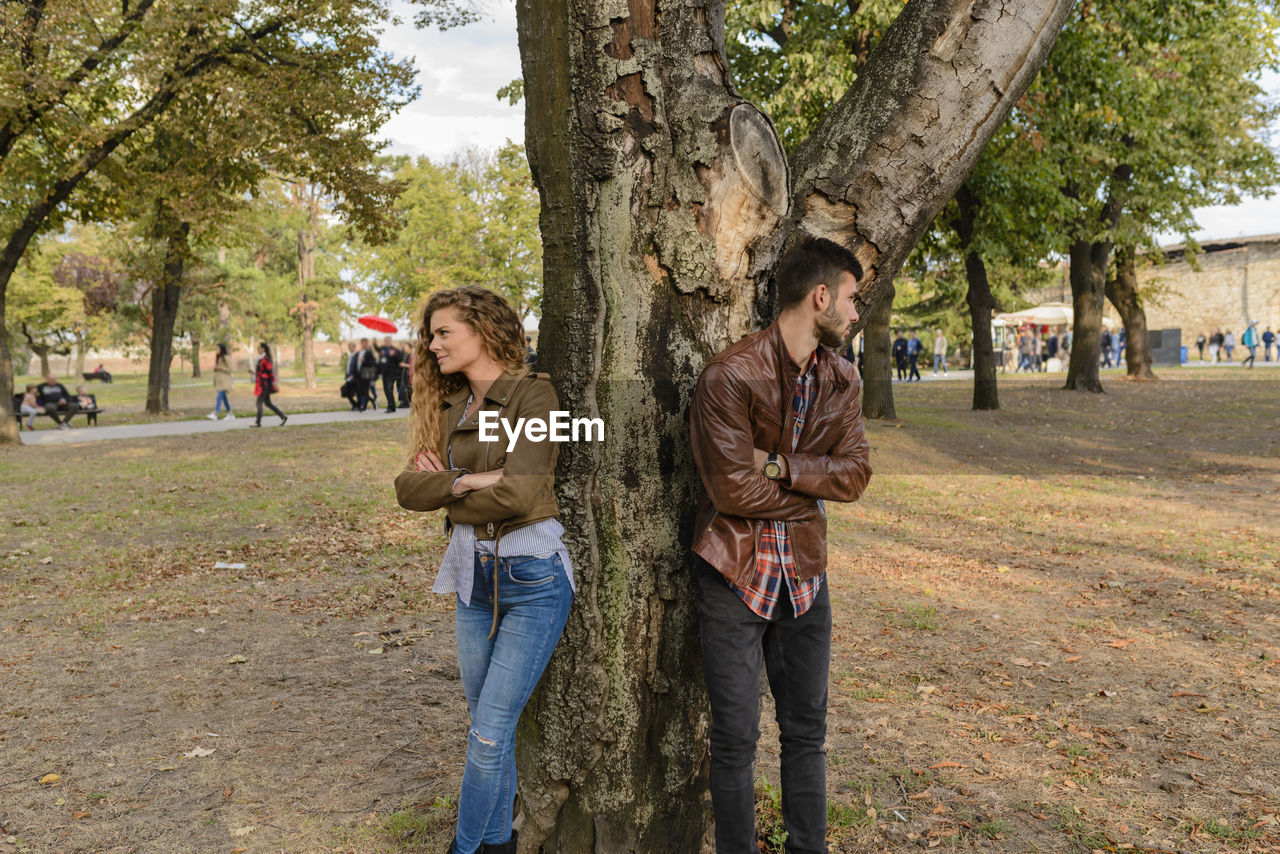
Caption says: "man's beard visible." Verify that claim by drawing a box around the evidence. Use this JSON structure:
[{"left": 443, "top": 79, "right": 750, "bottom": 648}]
[{"left": 816, "top": 302, "right": 848, "bottom": 348}]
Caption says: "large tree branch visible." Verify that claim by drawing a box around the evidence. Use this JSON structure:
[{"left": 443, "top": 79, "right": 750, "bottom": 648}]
[
  {"left": 0, "top": 0, "right": 158, "bottom": 160},
  {"left": 783, "top": 0, "right": 1077, "bottom": 320}
]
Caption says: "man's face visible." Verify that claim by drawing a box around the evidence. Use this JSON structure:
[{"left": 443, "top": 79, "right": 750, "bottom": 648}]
[
  {"left": 44, "top": 374, "right": 56, "bottom": 384},
  {"left": 348, "top": 342, "right": 356, "bottom": 352},
  {"left": 384, "top": 337, "right": 392, "bottom": 347},
  {"left": 360, "top": 338, "right": 369, "bottom": 349},
  {"left": 816, "top": 271, "right": 859, "bottom": 348}
]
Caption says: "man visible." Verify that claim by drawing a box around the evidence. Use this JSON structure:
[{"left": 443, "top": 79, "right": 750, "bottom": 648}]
[
  {"left": 891, "top": 331, "right": 908, "bottom": 380},
  {"left": 1262, "top": 326, "right": 1275, "bottom": 362},
  {"left": 343, "top": 342, "right": 361, "bottom": 410},
  {"left": 1242, "top": 322, "right": 1258, "bottom": 369},
  {"left": 354, "top": 337, "right": 379, "bottom": 411},
  {"left": 37, "top": 374, "right": 75, "bottom": 430},
  {"left": 906, "top": 331, "right": 922, "bottom": 381},
  {"left": 689, "top": 236, "right": 872, "bottom": 854},
  {"left": 378, "top": 336, "right": 404, "bottom": 413},
  {"left": 1195, "top": 332, "right": 1206, "bottom": 361},
  {"left": 932, "top": 328, "right": 948, "bottom": 375},
  {"left": 1100, "top": 329, "right": 1114, "bottom": 368},
  {"left": 1209, "top": 329, "right": 1223, "bottom": 363}
]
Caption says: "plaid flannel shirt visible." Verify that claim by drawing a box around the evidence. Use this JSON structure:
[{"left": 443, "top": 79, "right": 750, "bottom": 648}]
[{"left": 731, "top": 349, "right": 824, "bottom": 619}]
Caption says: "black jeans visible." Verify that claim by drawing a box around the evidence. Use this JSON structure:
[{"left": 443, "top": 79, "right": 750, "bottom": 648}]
[
  {"left": 381, "top": 372, "right": 398, "bottom": 411},
  {"left": 256, "top": 392, "right": 285, "bottom": 423},
  {"left": 694, "top": 556, "right": 832, "bottom": 854}
]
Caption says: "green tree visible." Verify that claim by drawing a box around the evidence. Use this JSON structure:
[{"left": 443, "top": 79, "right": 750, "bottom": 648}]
[
  {"left": 1032, "top": 0, "right": 1280, "bottom": 391},
  {"left": 0, "top": 0, "right": 414, "bottom": 437}
]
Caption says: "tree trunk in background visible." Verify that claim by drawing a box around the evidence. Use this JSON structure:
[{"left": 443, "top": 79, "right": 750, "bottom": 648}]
[
  {"left": 861, "top": 285, "right": 896, "bottom": 419},
  {"left": 514, "top": 0, "right": 1075, "bottom": 846},
  {"left": 296, "top": 193, "right": 318, "bottom": 389},
  {"left": 74, "top": 332, "right": 87, "bottom": 380},
  {"left": 956, "top": 186, "right": 999, "bottom": 410},
  {"left": 145, "top": 211, "right": 190, "bottom": 414},
  {"left": 191, "top": 336, "right": 202, "bottom": 378},
  {"left": 1064, "top": 238, "right": 1109, "bottom": 393},
  {"left": 1106, "top": 246, "right": 1155, "bottom": 380}
]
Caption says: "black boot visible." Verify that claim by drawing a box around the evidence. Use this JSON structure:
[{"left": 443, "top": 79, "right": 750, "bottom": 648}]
[{"left": 481, "top": 829, "right": 517, "bottom": 854}]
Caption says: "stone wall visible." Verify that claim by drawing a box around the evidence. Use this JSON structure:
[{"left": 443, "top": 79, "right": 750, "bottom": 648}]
[{"left": 1133, "top": 234, "right": 1280, "bottom": 344}]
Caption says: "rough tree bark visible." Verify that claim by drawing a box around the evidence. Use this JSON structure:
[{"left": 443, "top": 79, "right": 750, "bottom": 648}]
[
  {"left": 514, "top": 0, "right": 1075, "bottom": 848},
  {"left": 861, "top": 285, "right": 896, "bottom": 419},
  {"left": 1105, "top": 245, "right": 1155, "bottom": 380},
  {"left": 145, "top": 212, "right": 190, "bottom": 414},
  {"left": 1063, "top": 237, "right": 1109, "bottom": 393},
  {"left": 191, "top": 336, "right": 202, "bottom": 378},
  {"left": 956, "top": 186, "right": 999, "bottom": 410}
]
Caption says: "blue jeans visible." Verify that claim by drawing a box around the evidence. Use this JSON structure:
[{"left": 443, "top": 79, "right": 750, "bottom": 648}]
[
  {"left": 453, "top": 553, "right": 572, "bottom": 853},
  {"left": 215, "top": 390, "right": 231, "bottom": 414}
]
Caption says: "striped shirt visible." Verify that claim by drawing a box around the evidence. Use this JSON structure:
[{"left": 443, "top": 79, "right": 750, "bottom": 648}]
[{"left": 731, "top": 350, "right": 824, "bottom": 619}]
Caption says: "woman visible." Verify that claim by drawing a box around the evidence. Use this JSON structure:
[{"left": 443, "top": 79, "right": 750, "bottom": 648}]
[
  {"left": 209, "top": 343, "right": 235, "bottom": 420},
  {"left": 250, "top": 343, "right": 287, "bottom": 428},
  {"left": 394, "top": 286, "right": 574, "bottom": 854}
]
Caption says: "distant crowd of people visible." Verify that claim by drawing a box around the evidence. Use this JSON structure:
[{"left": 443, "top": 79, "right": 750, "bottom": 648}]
[{"left": 1195, "top": 322, "right": 1272, "bottom": 367}]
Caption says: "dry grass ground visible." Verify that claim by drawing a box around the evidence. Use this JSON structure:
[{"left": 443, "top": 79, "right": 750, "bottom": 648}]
[{"left": 1, "top": 368, "right": 1277, "bottom": 853}]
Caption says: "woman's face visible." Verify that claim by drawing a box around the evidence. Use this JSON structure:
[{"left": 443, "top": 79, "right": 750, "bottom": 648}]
[
  {"left": 258, "top": 344, "right": 266, "bottom": 355},
  {"left": 428, "top": 306, "right": 487, "bottom": 376}
]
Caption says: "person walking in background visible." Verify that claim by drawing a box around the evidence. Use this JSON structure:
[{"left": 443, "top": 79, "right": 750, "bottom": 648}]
[
  {"left": 395, "top": 286, "right": 574, "bottom": 854},
  {"left": 525, "top": 336, "right": 537, "bottom": 370},
  {"left": 1263, "top": 327, "right": 1275, "bottom": 362},
  {"left": 1016, "top": 329, "right": 1033, "bottom": 373},
  {"left": 399, "top": 343, "right": 413, "bottom": 407},
  {"left": 932, "top": 328, "right": 948, "bottom": 375},
  {"left": 209, "top": 343, "right": 235, "bottom": 420},
  {"left": 907, "top": 331, "right": 923, "bottom": 381},
  {"left": 342, "top": 342, "right": 361, "bottom": 410},
  {"left": 1047, "top": 330, "right": 1060, "bottom": 367},
  {"left": 250, "top": 343, "right": 287, "bottom": 428},
  {"left": 1195, "top": 332, "right": 1206, "bottom": 361},
  {"left": 1224, "top": 330, "right": 1235, "bottom": 362},
  {"left": 1100, "top": 329, "right": 1114, "bottom": 368},
  {"left": 379, "top": 336, "right": 404, "bottom": 413},
  {"left": 354, "top": 337, "right": 378, "bottom": 412},
  {"left": 892, "top": 331, "right": 908, "bottom": 381},
  {"left": 1209, "top": 329, "right": 1223, "bottom": 363},
  {"left": 1116, "top": 327, "right": 1127, "bottom": 368},
  {"left": 1241, "top": 322, "right": 1258, "bottom": 368}
]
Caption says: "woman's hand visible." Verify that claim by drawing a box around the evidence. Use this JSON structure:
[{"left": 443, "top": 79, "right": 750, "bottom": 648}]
[
  {"left": 451, "top": 469, "right": 504, "bottom": 495},
  {"left": 414, "top": 450, "right": 445, "bottom": 472}
]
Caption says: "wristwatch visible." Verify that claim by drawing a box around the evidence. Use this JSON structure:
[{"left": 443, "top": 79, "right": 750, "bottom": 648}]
[{"left": 762, "top": 453, "right": 782, "bottom": 480}]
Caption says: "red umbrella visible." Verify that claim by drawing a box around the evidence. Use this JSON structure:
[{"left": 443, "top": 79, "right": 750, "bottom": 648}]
[{"left": 358, "top": 315, "right": 398, "bottom": 334}]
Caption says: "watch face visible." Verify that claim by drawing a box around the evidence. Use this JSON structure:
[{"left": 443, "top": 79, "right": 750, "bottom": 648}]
[{"left": 763, "top": 461, "right": 781, "bottom": 479}]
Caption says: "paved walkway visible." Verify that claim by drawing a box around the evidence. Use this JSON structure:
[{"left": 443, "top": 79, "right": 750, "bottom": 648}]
[{"left": 19, "top": 408, "right": 407, "bottom": 447}]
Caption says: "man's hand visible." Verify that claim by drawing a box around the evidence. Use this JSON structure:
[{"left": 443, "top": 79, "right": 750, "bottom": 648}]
[{"left": 752, "top": 448, "right": 788, "bottom": 479}]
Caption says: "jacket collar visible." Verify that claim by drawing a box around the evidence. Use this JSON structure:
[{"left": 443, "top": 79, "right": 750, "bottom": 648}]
[{"left": 766, "top": 321, "right": 849, "bottom": 393}]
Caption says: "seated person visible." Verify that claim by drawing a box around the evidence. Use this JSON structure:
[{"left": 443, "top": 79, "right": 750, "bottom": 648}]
[
  {"left": 90, "top": 363, "right": 112, "bottom": 382},
  {"left": 75, "top": 385, "right": 99, "bottom": 425},
  {"left": 19, "top": 384, "right": 40, "bottom": 431},
  {"left": 37, "top": 374, "right": 76, "bottom": 430}
]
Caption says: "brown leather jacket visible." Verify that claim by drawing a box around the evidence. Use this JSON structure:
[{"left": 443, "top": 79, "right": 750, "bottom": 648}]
[
  {"left": 690, "top": 322, "right": 871, "bottom": 585},
  {"left": 394, "top": 370, "right": 560, "bottom": 540}
]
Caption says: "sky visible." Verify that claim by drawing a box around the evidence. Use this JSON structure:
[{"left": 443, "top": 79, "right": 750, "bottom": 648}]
[{"left": 376, "top": 3, "right": 1279, "bottom": 245}]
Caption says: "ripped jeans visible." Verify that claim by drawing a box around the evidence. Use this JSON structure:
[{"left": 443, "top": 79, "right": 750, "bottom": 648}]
[{"left": 453, "top": 553, "right": 573, "bottom": 853}]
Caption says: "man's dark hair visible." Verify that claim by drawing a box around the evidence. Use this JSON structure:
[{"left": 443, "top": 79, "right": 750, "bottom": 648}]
[{"left": 775, "top": 236, "right": 864, "bottom": 310}]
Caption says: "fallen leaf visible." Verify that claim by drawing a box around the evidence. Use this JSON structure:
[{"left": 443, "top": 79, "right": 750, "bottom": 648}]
[
  {"left": 1170, "top": 691, "right": 1206, "bottom": 698},
  {"left": 40, "top": 773, "right": 59, "bottom": 785},
  {"left": 1183, "top": 751, "right": 1213, "bottom": 762},
  {"left": 1011, "top": 657, "right": 1034, "bottom": 668},
  {"left": 1106, "top": 638, "right": 1139, "bottom": 648},
  {"left": 226, "top": 655, "right": 248, "bottom": 665},
  {"left": 1064, "top": 655, "right": 1083, "bottom": 663},
  {"left": 928, "top": 761, "right": 966, "bottom": 769},
  {"left": 183, "top": 747, "right": 215, "bottom": 758},
  {"left": 230, "top": 826, "right": 256, "bottom": 837}
]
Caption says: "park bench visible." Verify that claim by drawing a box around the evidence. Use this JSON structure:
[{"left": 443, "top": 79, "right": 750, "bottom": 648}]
[
  {"left": 12, "top": 393, "right": 104, "bottom": 427},
  {"left": 82, "top": 370, "right": 112, "bottom": 383}
]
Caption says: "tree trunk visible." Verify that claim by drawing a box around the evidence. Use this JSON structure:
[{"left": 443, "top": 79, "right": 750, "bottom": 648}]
[
  {"left": 1064, "top": 238, "right": 1109, "bottom": 393},
  {"left": 861, "top": 284, "right": 897, "bottom": 419},
  {"left": 1105, "top": 246, "right": 1155, "bottom": 380},
  {"left": 956, "top": 185, "right": 998, "bottom": 410},
  {"left": 514, "top": 0, "right": 1075, "bottom": 847},
  {"left": 37, "top": 347, "right": 51, "bottom": 378},
  {"left": 0, "top": 294, "right": 14, "bottom": 443},
  {"left": 297, "top": 195, "right": 318, "bottom": 389},
  {"left": 191, "top": 335, "right": 202, "bottom": 378},
  {"left": 74, "top": 332, "right": 87, "bottom": 379},
  {"left": 145, "top": 213, "right": 190, "bottom": 414}
]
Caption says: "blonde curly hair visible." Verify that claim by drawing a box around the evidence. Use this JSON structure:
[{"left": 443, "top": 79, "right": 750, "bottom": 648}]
[{"left": 406, "top": 286, "right": 528, "bottom": 462}]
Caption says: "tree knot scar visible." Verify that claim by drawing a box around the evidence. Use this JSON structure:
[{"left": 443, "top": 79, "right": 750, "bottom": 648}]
[
  {"left": 929, "top": 0, "right": 979, "bottom": 62},
  {"left": 606, "top": 73, "right": 656, "bottom": 128}
]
